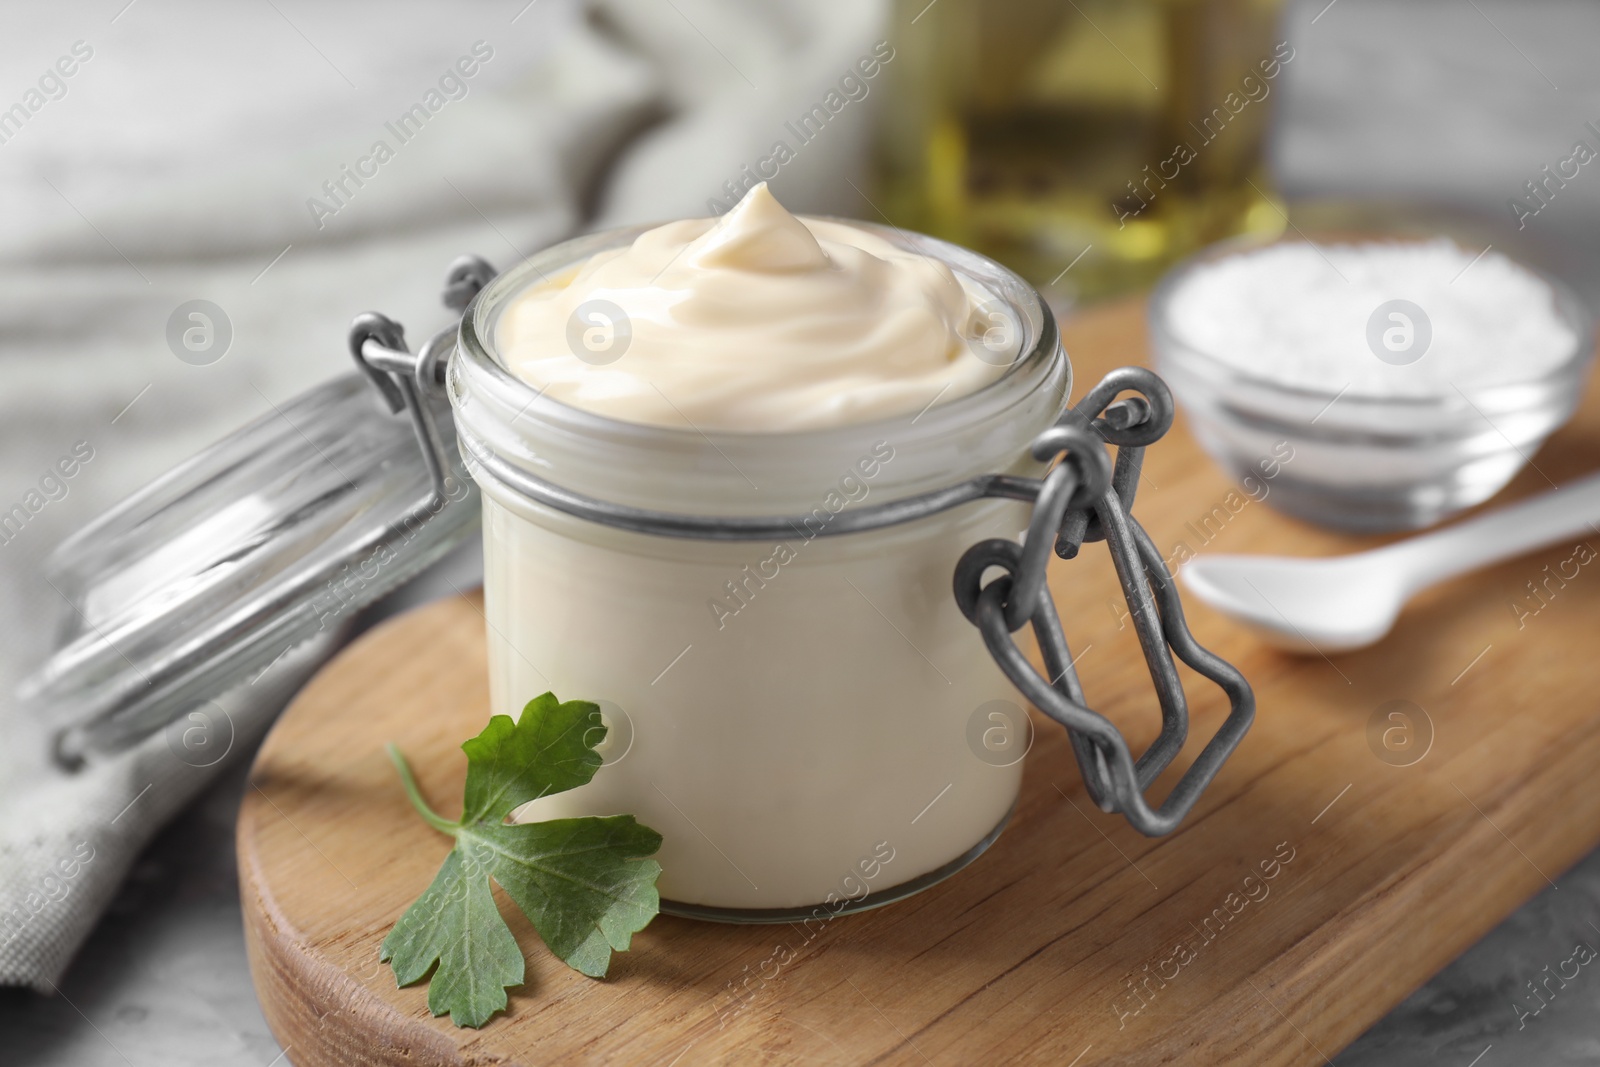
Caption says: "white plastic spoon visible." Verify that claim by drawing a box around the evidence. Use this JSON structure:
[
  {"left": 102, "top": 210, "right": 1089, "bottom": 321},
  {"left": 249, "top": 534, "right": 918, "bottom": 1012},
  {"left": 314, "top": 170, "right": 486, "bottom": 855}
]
[{"left": 1178, "top": 471, "right": 1600, "bottom": 652}]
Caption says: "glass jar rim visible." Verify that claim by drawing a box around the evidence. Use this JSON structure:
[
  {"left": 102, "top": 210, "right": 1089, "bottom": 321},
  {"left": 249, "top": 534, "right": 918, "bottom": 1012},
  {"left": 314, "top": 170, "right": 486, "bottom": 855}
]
[{"left": 450, "top": 217, "right": 1070, "bottom": 520}]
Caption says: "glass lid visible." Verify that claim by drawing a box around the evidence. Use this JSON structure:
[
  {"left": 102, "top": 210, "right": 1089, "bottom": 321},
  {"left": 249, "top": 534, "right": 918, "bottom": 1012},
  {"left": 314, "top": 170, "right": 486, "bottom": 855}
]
[{"left": 21, "top": 258, "right": 494, "bottom": 767}]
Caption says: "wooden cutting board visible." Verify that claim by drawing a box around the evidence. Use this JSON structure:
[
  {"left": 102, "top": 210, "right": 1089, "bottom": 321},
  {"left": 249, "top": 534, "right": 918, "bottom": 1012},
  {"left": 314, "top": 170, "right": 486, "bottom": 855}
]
[{"left": 240, "top": 298, "right": 1600, "bottom": 1066}]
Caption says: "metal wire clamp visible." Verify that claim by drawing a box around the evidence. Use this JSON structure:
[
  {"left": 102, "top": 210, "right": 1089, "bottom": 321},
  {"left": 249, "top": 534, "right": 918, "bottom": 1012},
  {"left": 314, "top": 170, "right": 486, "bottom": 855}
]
[
  {"left": 348, "top": 253, "right": 497, "bottom": 514},
  {"left": 355, "top": 261, "right": 1253, "bottom": 839},
  {"left": 953, "top": 368, "right": 1255, "bottom": 836}
]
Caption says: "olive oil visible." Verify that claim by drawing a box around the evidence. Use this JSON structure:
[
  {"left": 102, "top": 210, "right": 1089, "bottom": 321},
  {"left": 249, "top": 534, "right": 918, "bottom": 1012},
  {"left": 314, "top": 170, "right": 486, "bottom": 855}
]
[{"left": 875, "top": 0, "right": 1290, "bottom": 303}]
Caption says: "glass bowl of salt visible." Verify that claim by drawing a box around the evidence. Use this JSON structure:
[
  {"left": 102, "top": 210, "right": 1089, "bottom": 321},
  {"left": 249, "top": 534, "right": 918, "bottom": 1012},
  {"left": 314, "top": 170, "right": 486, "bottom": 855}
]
[{"left": 1148, "top": 236, "right": 1595, "bottom": 532}]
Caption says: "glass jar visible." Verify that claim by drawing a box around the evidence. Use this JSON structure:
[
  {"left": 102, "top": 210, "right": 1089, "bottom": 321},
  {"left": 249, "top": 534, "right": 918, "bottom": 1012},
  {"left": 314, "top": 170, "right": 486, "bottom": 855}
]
[
  {"left": 23, "top": 238, "right": 1249, "bottom": 925},
  {"left": 449, "top": 223, "right": 1069, "bottom": 918}
]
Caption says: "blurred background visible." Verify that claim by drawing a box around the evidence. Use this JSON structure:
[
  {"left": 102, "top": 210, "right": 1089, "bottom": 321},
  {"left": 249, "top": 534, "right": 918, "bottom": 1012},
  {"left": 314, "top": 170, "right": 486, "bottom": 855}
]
[{"left": 3, "top": 0, "right": 1600, "bottom": 1062}]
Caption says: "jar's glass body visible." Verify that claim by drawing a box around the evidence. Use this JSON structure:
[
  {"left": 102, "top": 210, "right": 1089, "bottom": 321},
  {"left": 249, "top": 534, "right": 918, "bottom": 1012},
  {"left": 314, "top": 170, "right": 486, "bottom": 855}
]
[{"left": 451, "top": 223, "right": 1069, "bottom": 916}]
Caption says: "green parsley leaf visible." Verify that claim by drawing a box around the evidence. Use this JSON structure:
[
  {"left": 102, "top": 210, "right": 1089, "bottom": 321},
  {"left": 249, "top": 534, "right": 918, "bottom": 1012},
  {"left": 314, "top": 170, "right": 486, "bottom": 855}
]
[{"left": 380, "top": 693, "right": 663, "bottom": 1028}]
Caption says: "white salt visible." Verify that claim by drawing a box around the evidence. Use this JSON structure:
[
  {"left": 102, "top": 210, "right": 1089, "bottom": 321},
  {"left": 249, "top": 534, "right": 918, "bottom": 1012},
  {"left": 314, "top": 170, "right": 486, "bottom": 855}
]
[{"left": 1162, "top": 239, "right": 1579, "bottom": 397}]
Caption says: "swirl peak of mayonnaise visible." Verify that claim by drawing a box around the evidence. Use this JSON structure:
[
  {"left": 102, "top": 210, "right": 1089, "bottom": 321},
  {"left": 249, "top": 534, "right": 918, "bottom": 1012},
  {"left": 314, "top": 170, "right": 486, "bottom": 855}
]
[{"left": 496, "top": 183, "right": 1013, "bottom": 433}]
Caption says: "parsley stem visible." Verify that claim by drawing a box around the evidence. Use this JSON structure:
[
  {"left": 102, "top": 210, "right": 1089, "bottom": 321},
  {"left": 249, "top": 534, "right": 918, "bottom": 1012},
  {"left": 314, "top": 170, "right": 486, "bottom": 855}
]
[{"left": 387, "top": 742, "right": 460, "bottom": 836}]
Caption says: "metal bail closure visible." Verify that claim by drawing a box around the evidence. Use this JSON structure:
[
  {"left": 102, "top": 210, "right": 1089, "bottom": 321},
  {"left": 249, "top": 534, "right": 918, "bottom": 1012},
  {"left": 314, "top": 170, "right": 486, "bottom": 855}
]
[
  {"left": 954, "top": 367, "right": 1255, "bottom": 836},
  {"left": 23, "top": 257, "right": 496, "bottom": 769}
]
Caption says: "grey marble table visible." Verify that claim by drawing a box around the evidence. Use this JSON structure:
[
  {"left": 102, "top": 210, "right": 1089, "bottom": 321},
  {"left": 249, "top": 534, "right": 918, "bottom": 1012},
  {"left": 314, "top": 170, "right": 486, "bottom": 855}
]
[{"left": 7, "top": 0, "right": 1600, "bottom": 1063}]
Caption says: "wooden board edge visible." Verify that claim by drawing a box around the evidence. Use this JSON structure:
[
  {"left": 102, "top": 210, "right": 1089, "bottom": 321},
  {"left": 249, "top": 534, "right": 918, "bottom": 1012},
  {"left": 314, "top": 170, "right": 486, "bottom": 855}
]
[{"left": 239, "top": 755, "right": 481, "bottom": 1067}]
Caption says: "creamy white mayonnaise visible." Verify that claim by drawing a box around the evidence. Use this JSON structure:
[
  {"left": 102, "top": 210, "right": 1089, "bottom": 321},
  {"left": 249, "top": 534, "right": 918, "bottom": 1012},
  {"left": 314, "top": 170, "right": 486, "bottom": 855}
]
[
  {"left": 470, "top": 186, "right": 1057, "bottom": 912},
  {"left": 495, "top": 183, "right": 1011, "bottom": 432}
]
